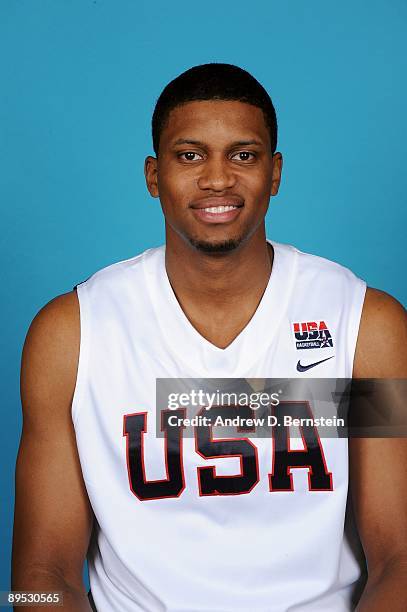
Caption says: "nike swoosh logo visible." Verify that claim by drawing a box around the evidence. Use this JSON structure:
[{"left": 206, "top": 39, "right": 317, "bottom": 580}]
[{"left": 296, "top": 356, "right": 334, "bottom": 372}]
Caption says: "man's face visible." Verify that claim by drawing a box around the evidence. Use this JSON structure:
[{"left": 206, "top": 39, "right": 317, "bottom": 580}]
[{"left": 145, "top": 100, "right": 282, "bottom": 253}]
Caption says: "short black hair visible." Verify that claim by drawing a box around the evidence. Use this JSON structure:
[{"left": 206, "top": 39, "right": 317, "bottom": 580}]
[{"left": 152, "top": 63, "right": 278, "bottom": 156}]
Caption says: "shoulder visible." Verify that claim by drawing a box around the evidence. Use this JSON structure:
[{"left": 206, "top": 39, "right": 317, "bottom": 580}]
[
  {"left": 77, "top": 247, "right": 161, "bottom": 292},
  {"left": 24, "top": 290, "right": 79, "bottom": 354},
  {"left": 274, "top": 243, "right": 366, "bottom": 322},
  {"left": 21, "top": 291, "right": 80, "bottom": 418},
  {"left": 275, "top": 241, "right": 363, "bottom": 283},
  {"left": 353, "top": 287, "right": 407, "bottom": 377},
  {"left": 362, "top": 287, "right": 406, "bottom": 319}
]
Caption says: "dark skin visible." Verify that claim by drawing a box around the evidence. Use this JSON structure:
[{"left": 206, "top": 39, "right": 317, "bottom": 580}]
[
  {"left": 145, "top": 100, "right": 283, "bottom": 349},
  {"left": 12, "top": 100, "right": 407, "bottom": 611}
]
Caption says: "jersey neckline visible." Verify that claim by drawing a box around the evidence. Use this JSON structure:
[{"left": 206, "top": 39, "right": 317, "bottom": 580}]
[{"left": 143, "top": 239, "right": 298, "bottom": 376}]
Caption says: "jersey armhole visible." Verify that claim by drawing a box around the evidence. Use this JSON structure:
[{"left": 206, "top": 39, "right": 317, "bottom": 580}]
[
  {"left": 71, "top": 281, "right": 91, "bottom": 427},
  {"left": 347, "top": 278, "right": 367, "bottom": 378}
]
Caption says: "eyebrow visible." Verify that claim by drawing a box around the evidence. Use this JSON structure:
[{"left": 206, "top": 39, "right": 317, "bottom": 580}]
[{"left": 172, "top": 138, "right": 263, "bottom": 147}]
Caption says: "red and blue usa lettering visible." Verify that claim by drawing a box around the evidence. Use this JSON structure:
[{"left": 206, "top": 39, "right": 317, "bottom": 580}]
[{"left": 293, "top": 320, "right": 333, "bottom": 350}]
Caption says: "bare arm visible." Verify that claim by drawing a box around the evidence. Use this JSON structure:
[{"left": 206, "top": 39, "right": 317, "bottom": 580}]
[
  {"left": 352, "top": 288, "right": 407, "bottom": 611},
  {"left": 12, "top": 291, "right": 93, "bottom": 611}
]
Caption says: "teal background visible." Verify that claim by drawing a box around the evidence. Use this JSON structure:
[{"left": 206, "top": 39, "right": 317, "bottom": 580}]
[{"left": 1, "top": 0, "right": 406, "bottom": 596}]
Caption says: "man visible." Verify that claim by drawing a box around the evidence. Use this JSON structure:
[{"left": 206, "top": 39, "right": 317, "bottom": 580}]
[{"left": 12, "top": 63, "right": 407, "bottom": 611}]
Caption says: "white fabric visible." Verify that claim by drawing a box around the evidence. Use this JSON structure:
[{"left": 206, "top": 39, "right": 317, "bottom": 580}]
[{"left": 72, "top": 240, "right": 367, "bottom": 611}]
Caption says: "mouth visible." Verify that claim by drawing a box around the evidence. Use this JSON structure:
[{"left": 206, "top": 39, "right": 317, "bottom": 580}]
[{"left": 190, "top": 197, "right": 244, "bottom": 224}]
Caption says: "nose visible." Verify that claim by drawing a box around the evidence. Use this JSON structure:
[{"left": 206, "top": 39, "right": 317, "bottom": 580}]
[{"left": 197, "top": 157, "right": 236, "bottom": 191}]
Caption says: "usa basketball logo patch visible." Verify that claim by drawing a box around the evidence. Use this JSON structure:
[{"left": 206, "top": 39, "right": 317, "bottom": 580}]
[{"left": 292, "top": 321, "right": 334, "bottom": 350}]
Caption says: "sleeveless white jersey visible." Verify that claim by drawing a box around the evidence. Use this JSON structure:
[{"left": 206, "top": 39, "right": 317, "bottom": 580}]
[{"left": 73, "top": 240, "right": 367, "bottom": 612}]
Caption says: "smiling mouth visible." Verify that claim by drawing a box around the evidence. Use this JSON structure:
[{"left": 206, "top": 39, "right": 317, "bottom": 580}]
[
  {"left": 200, "top": 205, "right": 241, "bottom": 214},
  {"left": 190, "top": 202, "right": 244, "bottom": 224}
]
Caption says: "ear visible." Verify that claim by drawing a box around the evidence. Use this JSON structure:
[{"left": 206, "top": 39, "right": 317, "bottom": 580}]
[
  {"left": 270, "top": 152, "right": 283, "bottom": 197},
  {"left": 144, "top": 156, "right": 159, "bottom": 198}
]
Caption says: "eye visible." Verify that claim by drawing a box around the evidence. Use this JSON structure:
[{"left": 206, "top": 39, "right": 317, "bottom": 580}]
[
  {"left": 231, "top": 151, "right": 256, "bottom": 162},
  {"left": 178, "top": 152, "right": 203, "bottom": 162}
]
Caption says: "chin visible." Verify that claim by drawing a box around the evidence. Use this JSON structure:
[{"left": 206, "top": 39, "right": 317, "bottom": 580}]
[{"left": 188, "top": 236, "right": 243, "bottom": 254}]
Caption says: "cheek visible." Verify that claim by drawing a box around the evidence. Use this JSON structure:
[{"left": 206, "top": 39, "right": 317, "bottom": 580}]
[
  {"left": 158, "top": 166, "right": 195, "bottom": 202},
  {"left": 243, "top": 172, "right": 273, "bottom": 204},
  {"left": 157, "top": 177, "right": 196, "bottom": 221}
]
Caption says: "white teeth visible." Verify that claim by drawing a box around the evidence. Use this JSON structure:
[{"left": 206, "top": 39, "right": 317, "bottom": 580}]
[{"left": 202, "top": 205, "right": 238, "bottom": 213}]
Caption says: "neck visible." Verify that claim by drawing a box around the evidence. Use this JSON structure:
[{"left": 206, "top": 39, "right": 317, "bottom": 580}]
[{"left": 164, "top": 225, "right": 273, "bottom": 306}]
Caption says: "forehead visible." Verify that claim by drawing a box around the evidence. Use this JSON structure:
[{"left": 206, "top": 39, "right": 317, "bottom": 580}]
[{"left": 161, "top": 100, "right": 270, "bottom": 147}]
